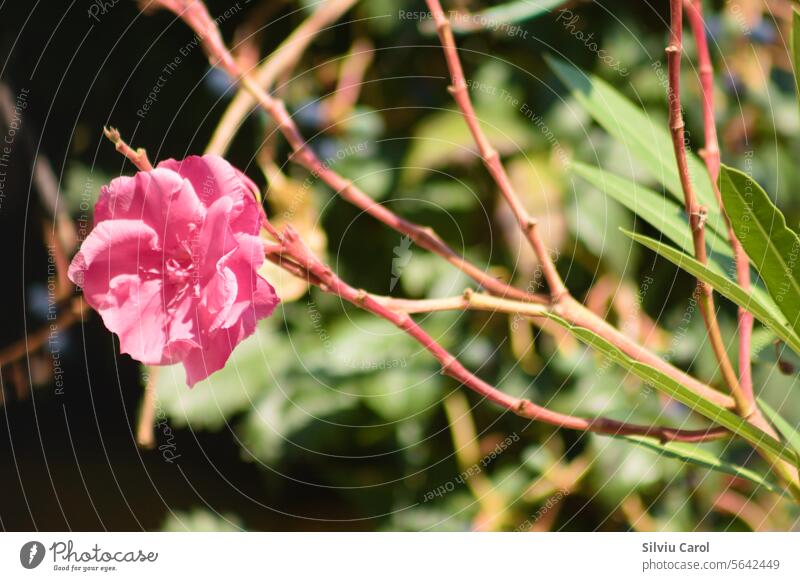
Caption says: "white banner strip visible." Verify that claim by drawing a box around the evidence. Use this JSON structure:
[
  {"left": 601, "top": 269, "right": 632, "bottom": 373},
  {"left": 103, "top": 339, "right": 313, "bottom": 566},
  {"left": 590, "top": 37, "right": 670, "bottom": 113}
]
[{"left": 0, "top": 532, "right": 797, "bottom": 579}]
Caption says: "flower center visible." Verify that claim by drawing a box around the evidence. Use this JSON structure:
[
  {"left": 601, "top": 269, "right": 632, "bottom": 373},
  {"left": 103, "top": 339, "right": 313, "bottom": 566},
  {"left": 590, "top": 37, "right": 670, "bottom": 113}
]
[{"left": 165, "top": 257, "right": 194, "bottom": 285}]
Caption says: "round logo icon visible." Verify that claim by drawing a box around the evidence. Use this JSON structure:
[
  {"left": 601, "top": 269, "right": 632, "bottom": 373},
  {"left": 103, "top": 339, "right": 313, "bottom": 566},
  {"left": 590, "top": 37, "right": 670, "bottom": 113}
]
[{"left": 19, "top": 541, "right": 46, "bottom": 569}]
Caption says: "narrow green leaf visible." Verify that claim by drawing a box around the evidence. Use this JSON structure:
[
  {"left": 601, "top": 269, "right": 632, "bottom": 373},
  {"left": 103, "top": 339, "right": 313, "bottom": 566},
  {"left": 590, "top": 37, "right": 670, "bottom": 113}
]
[
  {"left": 622, "top": 436, "right": 784, "bottom": 495},
  {"left": 421, "top": 0, "right": 565, "bottom": 34},
  {"left": 624, "top": 229, "right": 800, "bottom": 355},
  {"left": 462, "top": 0, "right": 565, "bottom": 27},
  {"left": 791, "top": 8, "right": 800, "bottom": 118},
  {"left": 571, "top": 162, "right": 733, "bottom": 262},
  {"left": 543, "top": 313, "right": 799, "bottom": 467},
  {"left": 547, "top": 56, "right": 727, "bottom": 240},
  {"left": 719, "top": 165, "right": 800, "bottom": 338},
  {"left": 758, "top": 399, "right": 800, "bottom": 459}
]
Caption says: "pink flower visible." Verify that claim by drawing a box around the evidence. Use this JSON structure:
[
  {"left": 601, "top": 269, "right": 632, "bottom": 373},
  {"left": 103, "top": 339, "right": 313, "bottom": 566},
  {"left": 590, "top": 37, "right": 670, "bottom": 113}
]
[{"left": 68, "top": 155, "right": 279, "bottom": 386}]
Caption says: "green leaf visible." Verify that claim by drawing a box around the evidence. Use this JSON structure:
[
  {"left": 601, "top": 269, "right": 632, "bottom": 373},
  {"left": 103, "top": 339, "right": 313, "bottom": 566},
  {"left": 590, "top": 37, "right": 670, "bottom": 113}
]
[
  {"left": 429, "top": 0, "right": 567, "bottom": 34},
  {"left": 571, "top": 162, "right": 733, "bottom": 262},
  {"left": 568, "top": 179, "right": 635, "bottom": 273},
  {"left": 153, "top": 323, "right": 285, "bottom": 430},
  {"left": 792, "top": 8, "right": 800, "bottom": 118},
  {"left": 758, "top": 398, "right": 800, "bottom": 459},
  {"left": 622, "top": 436, "right": 784, "bottom": 495},
  {"left": 624, "top": 229, "right": 800, "bottom": 355},
  {"left": 547, "top": 57, "right": 727, "bottom": 240},
  {"left": 543, "top": 313, "right": 800, "bottom": 467},
  {"left": 161, "top": 510, "right": 243, "bottom": 532},
  {"left": 418, "top": 0, "right": 563, "bottom": 36},
  {"left": 239, "top": 374, "right": 358, "bottom": 464},
  {"left": 719, "top": 165, "right": 800, "bottom": 338},
  {"left": 402, "top": 106, "right": 531, "bottom": 187}
]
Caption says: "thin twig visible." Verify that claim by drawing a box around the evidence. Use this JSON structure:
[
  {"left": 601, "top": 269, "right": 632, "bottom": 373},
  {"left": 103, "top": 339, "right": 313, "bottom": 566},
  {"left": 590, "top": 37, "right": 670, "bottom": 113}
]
[
  {"left": 136, "top": 368, "right": 159, "bottom": 449},
  {"left": 205, "top": 0, "right": 360, "bottom": 156},
  {"left": 425, "top": 0, "right": 568, "bottom": 301},
  {"left": 666, "top": 0, "right": 751, "bottom": 415},
  {"left": 442, "top": 392, "right": 508, "bottom": 531},
  {"left": 321, "top": 37, "right": 374, "bottom": 124},
  {"left": 103, "top": 126, "right": 153, "bottom": 171},
  {"left": 0, "top": 298, "right": 82, "bottom": 367},
  {"left": 684, "top": 0, "right": 754, "bottom": 404}
]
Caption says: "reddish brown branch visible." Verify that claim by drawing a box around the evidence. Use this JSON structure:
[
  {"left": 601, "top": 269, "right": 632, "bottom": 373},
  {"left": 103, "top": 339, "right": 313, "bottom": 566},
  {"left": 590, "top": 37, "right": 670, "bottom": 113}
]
[
  {"left": 684, "top": 0, "right": 754, "bottom": 404},
  {"left": 666, "top": 0, "right": 751, "bottom": 415},
  {"left": 425, "top": 0, "right": 567, "bottom": 301},
  {"left": 265, "top": 228, "right": 728, "bottom": 444},
  {"left": 0, "top": 298, "right": 82, "bottom": 367}
]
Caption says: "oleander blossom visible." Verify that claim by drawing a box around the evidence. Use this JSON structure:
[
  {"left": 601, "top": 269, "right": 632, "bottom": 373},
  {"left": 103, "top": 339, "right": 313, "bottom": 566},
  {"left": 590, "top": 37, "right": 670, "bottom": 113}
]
[{"left": 68, "top": 155, "right": 279, "bottom": 386}]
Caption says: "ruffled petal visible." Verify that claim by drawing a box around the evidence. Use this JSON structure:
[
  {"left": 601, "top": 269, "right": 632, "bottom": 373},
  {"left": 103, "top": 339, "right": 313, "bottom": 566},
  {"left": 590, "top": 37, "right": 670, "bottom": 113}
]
[
  {"left": 94, "top": 169, "right": 204, "bottom": 250},
  {"left": 68, "top": 220, "right": 197, "bottom": 364},
  {"left": 180, "top": 327, "right": 241, "bottom": 387},
  {"left": 158, "top": 154, "right": 262, "bottom": 234}
]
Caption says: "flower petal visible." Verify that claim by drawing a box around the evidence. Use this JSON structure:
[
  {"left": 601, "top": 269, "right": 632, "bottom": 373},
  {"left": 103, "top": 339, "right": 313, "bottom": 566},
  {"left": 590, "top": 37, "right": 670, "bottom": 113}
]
[
  {"left": 94, "top": 168, "right": 204, "bottom": 250},
  {"left": 158, "top": 154, "right": 262, "bottom": 233}
]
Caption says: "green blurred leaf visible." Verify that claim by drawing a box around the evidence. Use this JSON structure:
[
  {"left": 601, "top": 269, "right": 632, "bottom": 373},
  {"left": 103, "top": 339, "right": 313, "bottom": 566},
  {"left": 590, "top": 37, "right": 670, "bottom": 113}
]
[
  {"left": 624, "top": 229, "right": 800, "bottom": 355},
  {"left": 568, "top": 182, "right": 633, "bottom": 273},
  {"left": 358, "top": 366, "right": 441, "bottom": 422},
  {"left": 421, "top": 0, "right": 566, "bottom": 34},
  {"left": 622, "top": 436, "right": 784, "bottom": 495},
  {"left": 239, "top": 375, "right": 358, "bottom": 464},
  {"left": 402, "top": 106, "right": 531, "bottom": 187},
  {"left": 161, "top": 510, "right": 243, "bottom": 532},
  {"left": 154, "top": 323, "right": 287, "bottom": 430},
  {"left": 792, "top": 8, "right": 800, "bottom": 118},
  {"left": 720, "top": 165, "right": 800, "bottom": 339}
]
